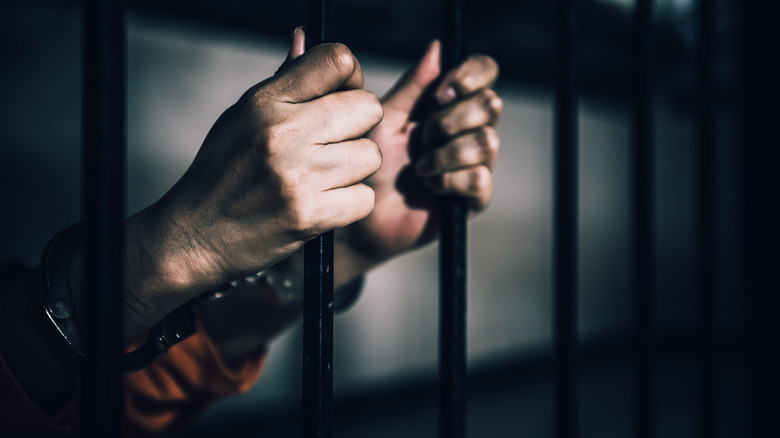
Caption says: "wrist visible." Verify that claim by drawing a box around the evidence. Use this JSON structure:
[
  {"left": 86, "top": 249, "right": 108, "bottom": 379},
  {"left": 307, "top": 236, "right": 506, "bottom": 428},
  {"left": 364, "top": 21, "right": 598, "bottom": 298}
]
[{"left": 122, "top": 207, "right": 224, "bottom": 339}]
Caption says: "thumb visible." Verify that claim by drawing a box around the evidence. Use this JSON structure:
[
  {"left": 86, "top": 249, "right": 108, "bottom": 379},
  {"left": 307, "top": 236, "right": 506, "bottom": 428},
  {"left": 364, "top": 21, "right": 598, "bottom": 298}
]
[
  {"left": 276, "top": 26, "right": 307, "bottom": 74},
  {"left": 382, "top": 40, "right": 441, "bottom": 123}
]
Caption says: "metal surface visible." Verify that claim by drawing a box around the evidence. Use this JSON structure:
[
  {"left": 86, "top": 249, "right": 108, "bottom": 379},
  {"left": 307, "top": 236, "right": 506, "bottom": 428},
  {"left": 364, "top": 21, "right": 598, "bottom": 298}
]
[
  {"left": 439, "top": 1, "right": 467, "bottom": 437},
  {"left": 553, "top": 0, "right": 578, "bottom": 437},
  {"left": 81, "top": 0, "right": 126, "bottom": 435},
  {"left": 302, "top": 1, "right": 335, "bottom": 436},
  {"left": 694, "top": 1, "right": 715, "bottom": 436},
  {"left": 738, "top": 2, "right": 780, "bottom": 437},
  {"left": 631, "top": 1, "right": 655, "bottom": 437}
]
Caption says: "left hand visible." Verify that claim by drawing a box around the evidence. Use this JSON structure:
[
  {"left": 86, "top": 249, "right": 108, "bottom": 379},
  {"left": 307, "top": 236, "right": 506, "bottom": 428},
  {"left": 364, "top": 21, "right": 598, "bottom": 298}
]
[
  {"left": 200, "top": 37, "right": 502, "bottom": 363},
  {"left": 337, "top": 40, "right": 502, "bottom": 274}
]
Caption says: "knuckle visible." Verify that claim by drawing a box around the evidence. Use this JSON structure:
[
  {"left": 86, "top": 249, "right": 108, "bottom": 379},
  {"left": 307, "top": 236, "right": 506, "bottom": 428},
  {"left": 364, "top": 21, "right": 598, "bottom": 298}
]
[
  {"left": 455, "top": 54, "right": 499, "bottom": 92},
  {"left": 468, "top": 167, "right": 492, "bottom": 194},
  {"left": 355, "top": 184, "right": 377, "bottom": 218},
  {"left": 357, "top": 91, "right": 383, "bottom": 124},
  {"left": 479, "top": 89, "right": 503, "bottom": 118},
  {"left": 286, "top": 197, "right": 319, "bottom": 234},
  {"left": 480, "top": 126, "right": 501, "bottom": 153},
  {"left": 448, "top": 143, "right": 471, "bottom": 167},
  {"left": 491, "top": 95, "right": 504, "bottom": 114},
  {"left": 240, "top": 85, "right": 263, "bottom": 106},
  {"left": 479, "top": 87, "right": 497, "bottom": 103},
  {"left": 369, "top": 94, "right": 384, "bottom": 124},
  {"left": 364, "top": 139, "right": 383, "bottom": 172},
  {"left": 438, "top": 112, "right": 458, "bottom": 137},
  {"left": 472, "top": 54, "right": 499, "bottom": 77},
  {"left": 325, "top": 43, "right": 357, "bottom": 77}
]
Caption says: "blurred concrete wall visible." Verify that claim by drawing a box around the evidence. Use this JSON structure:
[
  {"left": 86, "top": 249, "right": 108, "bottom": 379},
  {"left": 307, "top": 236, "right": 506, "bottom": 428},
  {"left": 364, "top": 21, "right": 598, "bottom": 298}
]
[{"left": 2, "top": 1, "right": 727, "bottom": 422}]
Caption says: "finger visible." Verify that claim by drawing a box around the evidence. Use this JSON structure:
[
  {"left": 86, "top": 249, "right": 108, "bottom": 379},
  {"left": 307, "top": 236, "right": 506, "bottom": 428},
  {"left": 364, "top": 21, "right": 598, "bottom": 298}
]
[
  {"left": 262, "top": 43, "right": 364, "bottom": 104},
  {"left": 293, "top": 89, "right": 383, "bottom": 144},
  {"left": 425, "top": 88, "right": 502, "bottom": 143},
  {"left": 434, "top": 54, "right": 499, "bottom": 105},
  {"left": 309, "top": 137, "right": 383, "bottom": 190},
  {"left": 381, "top": 40, "right": 441, "bottom": 126},
  {"left": 276, "top": 26, "right": 307, "bottom": 74},
  {"left": 310, "top": 183, "right": 377, "bottom": 233},
  {"left": 415, "top": 126, "right": 500, "bottom": 177},
  {"left": 425, "top": 165, "right": 493, "bottom": 211}
]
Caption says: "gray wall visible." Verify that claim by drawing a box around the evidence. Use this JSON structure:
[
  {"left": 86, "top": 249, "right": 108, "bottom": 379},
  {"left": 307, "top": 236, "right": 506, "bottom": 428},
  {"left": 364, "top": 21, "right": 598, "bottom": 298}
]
[{"left": 2, "top": 2, "right": 733, "bottom": 422}]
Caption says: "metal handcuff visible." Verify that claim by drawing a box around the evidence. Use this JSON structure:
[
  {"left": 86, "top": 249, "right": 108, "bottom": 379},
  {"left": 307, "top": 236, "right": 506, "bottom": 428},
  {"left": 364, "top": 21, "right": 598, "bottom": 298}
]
[{"left": 40, "top": 224, "right": 362, "bottom": 374}]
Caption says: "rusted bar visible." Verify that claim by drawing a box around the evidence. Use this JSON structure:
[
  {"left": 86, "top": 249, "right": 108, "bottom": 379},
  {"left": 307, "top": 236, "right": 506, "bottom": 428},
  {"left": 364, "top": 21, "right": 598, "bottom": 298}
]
[{"left": 81, "top": 0, "right": 126, "bottom": 435}]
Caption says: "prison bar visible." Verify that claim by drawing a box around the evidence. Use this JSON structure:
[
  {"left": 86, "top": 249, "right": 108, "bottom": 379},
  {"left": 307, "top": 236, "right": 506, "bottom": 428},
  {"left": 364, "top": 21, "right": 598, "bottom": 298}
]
[
  {"left": 302, "top": 1, "right": 336, "bottom": 436},
  {"left": 738, "top": 2, "right": 780, "bottom": 437},
  {"left": 438, "top": 1, "right": 468, "bottom": 437},
  {"left": 630, "top": 0, "right": 655, "bottom": 437},
  {"left": 553, "top": 0, "right": 578, "bottom": 437},
  {"left": 81, "top": 0, "right": 126, "bottom": 435},
  {"left": 694, "top": 0, "right": 716, "bottom": 436}
]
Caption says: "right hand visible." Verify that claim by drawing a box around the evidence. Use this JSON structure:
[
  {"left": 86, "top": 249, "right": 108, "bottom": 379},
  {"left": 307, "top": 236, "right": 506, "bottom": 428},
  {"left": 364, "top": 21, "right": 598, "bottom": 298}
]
[{"left": 124, "top": 42, "right": 383, "bottom": 328}]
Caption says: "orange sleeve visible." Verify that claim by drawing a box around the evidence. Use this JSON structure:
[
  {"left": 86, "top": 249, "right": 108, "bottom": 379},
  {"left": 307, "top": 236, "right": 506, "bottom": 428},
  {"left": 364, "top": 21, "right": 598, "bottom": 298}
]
[
  {"left": 124, "top": 319, "right": 267, "bottom": 437},
  {"left": 0, "top": 259, "right": 267, "bottom": 437}
]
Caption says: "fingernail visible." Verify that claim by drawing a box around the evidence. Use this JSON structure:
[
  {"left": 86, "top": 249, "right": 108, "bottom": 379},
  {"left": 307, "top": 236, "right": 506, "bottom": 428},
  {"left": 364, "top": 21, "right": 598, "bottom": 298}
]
[{"left": 437, "top": 86, "right": 457, "bottom": 105}]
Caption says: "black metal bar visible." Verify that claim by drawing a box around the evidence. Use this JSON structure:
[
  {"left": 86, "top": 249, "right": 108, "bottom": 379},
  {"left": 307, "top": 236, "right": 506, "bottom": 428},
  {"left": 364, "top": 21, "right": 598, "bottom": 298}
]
[
  {"left": 305, "top": 0, "right": 335, "bottom": 49},
  {"left": 302, "top": 2, "right": 335, "bottom": 437},
  {"left": 81, "top": 0, "right": 126, "bottom": 435},
  {"left": 553, "top": 0, "right": 578, "bottom": 437},
  {"left": 694, "top": 1, "right": 715, "bottom": 437},
  {"left": 738, "top": 2, "right": 780, "bottom": 437},
  {"left": 631, "top": 0, "right": 654, "bottom": 437},
  {"left": 439, "top": 1, "right": 467, "bottom": 437}
]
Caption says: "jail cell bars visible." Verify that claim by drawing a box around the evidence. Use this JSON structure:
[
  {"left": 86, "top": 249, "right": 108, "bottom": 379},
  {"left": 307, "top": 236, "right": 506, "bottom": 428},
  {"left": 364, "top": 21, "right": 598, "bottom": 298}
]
[
  {"left": 630, "top": 0, "right": 655, "bottom": 437},
  {"left": 439, "top": 1, "right": 468, "bottom": 438},
  {"left": 738, "top": 1, "right": 780, "bottom": 437},
  {"left": 81, "top": 0, "right": 126, "bottom": 436},
  {"left": 302, "top": 1, "right": 336, "bottom": 436},
  {"left": 75, "top": 0, "right": 764, "bottom": 436}
]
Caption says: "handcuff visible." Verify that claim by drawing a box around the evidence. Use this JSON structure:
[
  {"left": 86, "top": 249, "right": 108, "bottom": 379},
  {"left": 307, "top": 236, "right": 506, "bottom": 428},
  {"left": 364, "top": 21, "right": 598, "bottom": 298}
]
[{"left": 40, "top": 224, "right": 362, "bottom": 374}]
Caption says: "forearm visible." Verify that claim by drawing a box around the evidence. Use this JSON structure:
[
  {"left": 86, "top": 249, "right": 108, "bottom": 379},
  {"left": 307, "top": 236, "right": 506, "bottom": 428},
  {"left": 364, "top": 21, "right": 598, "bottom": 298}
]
[{"left": 0, "top": 208, "right": 217, "bottom": 414}]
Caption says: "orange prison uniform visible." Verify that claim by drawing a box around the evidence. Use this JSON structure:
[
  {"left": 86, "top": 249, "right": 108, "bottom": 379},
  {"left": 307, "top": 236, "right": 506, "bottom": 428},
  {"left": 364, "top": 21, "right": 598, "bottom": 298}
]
[{"left": 0, "top": 260, "right": 267, "bottom": 437}]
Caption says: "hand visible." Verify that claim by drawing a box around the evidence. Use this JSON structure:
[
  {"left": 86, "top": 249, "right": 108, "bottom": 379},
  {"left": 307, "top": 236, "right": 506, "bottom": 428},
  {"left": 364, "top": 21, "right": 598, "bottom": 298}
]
[
  {"left": 124, "top": 40, "right": 383, "bottom": 332},
  {"left": 336, "top": 40, "right": 501, "bottom": 279}
]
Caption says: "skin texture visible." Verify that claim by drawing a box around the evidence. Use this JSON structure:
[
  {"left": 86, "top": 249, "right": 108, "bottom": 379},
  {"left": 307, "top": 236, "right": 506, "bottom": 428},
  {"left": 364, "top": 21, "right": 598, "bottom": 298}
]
[
  {"left": 0, "top": 27, "right": 502, "bottom": 409},
  {"left": 201, "top": 29, "right": 502, "bottom": 366},
  {"left": 121, "top": 39, "right": 385, "bottom": 339}
]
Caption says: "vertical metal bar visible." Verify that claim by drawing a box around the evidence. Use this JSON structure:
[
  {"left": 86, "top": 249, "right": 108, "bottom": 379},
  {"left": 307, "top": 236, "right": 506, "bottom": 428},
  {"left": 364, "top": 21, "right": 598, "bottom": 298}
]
[
  {"left": 694, "top": 1, "right": 715, "bottom": 436},
  {"left": 738, "top": 1, "right": 780, "bottom": 437},
  {"left": 631, "top": 0, "right": 655, "bottom": 437},
  {"left": 81, "top": 0, "right": 126, "bottom": 435},
  {"left": 302, "top": 2, "right": 335, "bottom": 437},
  {"left": 439, "top": 1, "right": 467, "bottom": 437},
  {"left": 553, "top": 0, "right": 578, "bottom": 437}
]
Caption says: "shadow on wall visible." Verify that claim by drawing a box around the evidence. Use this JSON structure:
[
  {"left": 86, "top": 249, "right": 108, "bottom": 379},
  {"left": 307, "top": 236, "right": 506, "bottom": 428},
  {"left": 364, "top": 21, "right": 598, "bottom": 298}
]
[{"left": 0, "top": 2, "right": 734, "bottom": 432}]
